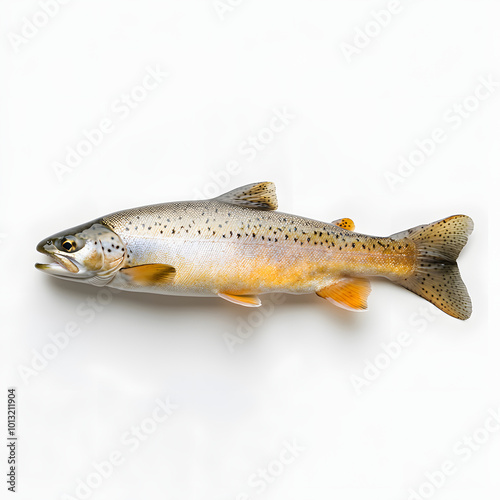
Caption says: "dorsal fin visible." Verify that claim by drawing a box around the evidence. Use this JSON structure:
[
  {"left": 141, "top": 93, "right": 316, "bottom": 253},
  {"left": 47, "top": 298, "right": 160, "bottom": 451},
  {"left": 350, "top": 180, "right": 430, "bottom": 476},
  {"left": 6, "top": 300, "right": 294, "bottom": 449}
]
[{"left": 215, "top": 182, "right": 277, "bottom": 210}]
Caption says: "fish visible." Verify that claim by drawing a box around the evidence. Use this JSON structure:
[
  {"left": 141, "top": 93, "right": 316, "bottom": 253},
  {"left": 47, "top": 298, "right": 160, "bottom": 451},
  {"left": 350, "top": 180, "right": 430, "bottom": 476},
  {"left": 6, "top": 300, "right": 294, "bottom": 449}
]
[{"left": 35, "top": 182, "right": 474, "bottom": 319}]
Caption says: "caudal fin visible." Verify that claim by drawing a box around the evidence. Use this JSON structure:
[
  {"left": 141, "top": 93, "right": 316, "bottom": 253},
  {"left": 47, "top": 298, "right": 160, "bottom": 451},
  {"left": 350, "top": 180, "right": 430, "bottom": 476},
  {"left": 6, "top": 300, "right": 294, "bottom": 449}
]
[{"left": 391, "top": 215, "right": 474, "bottom": 320}]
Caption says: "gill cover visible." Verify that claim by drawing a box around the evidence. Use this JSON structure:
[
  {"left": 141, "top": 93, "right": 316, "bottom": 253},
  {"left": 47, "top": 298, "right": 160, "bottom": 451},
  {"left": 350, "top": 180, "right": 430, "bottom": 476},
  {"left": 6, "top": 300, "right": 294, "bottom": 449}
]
[{"left": 35, "top": 223, "right": 126, "bottom": 286}]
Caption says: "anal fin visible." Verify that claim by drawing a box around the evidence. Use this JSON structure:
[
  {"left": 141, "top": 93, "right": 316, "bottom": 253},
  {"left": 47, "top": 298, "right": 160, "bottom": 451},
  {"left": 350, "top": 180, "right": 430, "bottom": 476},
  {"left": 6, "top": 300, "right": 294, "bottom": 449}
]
[
  {"left": 218, "top": 292, "right": 262, "bottom": 307},
  {"left": 317, "top": 277, "right": 371, "bottom": 311},
  {"left": 332, "top": 218, "right": 355, "bottom": 231}
]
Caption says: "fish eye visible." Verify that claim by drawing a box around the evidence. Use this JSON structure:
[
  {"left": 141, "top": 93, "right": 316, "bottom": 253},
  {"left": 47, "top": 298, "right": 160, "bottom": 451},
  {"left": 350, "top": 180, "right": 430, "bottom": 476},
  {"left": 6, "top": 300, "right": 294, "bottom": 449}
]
[{"left": 61, "top": 238, "right": 77, "bottom": 252}]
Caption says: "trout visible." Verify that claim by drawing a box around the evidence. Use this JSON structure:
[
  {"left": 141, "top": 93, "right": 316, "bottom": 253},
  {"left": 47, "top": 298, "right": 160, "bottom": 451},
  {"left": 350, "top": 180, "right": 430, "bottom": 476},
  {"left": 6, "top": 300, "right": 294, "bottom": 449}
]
[{"left": 35, "top": 182, "right": 473, "bottom": 319}]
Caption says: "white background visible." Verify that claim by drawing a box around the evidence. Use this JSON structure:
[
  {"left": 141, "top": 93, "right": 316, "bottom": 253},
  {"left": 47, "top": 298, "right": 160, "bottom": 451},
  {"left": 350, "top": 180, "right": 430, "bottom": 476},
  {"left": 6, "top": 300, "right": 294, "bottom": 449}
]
[{"left": 1, "top": 1, "right": 498, "bottom": 499}]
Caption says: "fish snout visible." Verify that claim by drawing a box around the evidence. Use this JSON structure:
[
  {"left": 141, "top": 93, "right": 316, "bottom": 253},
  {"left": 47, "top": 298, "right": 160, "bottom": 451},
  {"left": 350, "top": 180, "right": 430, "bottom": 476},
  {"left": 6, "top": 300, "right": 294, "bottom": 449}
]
[
  {"left": 36, "top": 239, "right": 54, "bottom": 254},
  {"left": 35, "top": 237, "right": 80, "bottom": 274}
]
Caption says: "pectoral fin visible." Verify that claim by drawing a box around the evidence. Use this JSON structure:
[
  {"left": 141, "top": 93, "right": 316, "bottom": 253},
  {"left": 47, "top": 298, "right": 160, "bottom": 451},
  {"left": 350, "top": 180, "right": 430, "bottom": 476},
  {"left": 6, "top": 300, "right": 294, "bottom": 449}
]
[
  {"left": 218, "top": 292, "right": 262, "bottom": 307},
  {"left": 331, "top": 218, "right": 355, "bottom": 231},
  {"left": 317, "top": 278, "right": 371, "bottom": 311},
  {"left": 120, "top": 264, "right": 176, "bottom": 286}
]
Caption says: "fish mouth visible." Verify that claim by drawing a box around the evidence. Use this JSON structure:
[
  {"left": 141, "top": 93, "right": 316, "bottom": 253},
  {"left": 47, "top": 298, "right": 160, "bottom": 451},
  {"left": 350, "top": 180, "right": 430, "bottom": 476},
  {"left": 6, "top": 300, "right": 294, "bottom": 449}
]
[{"left": 35, "top": 248, "right": 80, "bottom": 276}]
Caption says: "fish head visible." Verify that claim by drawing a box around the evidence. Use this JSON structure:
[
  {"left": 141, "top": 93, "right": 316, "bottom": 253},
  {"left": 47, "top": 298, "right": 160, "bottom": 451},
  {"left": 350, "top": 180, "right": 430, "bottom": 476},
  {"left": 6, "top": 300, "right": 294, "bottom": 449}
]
[{"left": 35, "top": 222, "right": 126, "bottom": 285}]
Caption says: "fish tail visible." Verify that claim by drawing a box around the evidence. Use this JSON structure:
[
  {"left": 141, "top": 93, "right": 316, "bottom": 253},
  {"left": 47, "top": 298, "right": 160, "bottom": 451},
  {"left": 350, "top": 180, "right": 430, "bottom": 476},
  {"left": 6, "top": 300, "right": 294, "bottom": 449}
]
[{"left": 391, "top": 215, "right": 474, "bottom": 320}]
